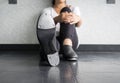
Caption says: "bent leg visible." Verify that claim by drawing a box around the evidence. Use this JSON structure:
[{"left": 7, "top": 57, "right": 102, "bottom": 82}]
[
  {"left": 59, "top": 7, "right": 78, "bottom": 50},
  {"left": 37, "top": 28, "right": 60, "bottom": 66},
  {"left": 58, "top": 7, "right": 79, "bottom": 60},
  {"left": 37, "top": 28, "right": 60, "bottom": 54}
]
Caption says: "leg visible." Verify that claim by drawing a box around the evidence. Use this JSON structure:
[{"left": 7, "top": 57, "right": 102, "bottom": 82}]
[
  {"left": 59, "top": 7, "right": 79, "bottom": 60},
  {"left": 59, "top": 23, "right": 78, "bottom": 50},
  {"left": 37, "top": 28, "right": 60, "bottom": 66}
]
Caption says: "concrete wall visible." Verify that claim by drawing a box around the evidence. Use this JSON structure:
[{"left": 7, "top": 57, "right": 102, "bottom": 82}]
[{"left": 0, "top": 0, "right": 120, "bottom": 44}]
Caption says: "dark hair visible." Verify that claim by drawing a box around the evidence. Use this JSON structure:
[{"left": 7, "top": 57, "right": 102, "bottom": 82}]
[{"left": 52, "top": 0, "right": 55, "bottom": 6}]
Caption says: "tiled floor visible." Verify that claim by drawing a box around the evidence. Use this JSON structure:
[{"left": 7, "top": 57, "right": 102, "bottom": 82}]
[{"left": 0, "top": 51, "right": 120, "bottom": 83}]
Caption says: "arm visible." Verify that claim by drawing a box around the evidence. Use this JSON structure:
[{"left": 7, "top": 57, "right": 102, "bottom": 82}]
[
  {"left": 75, "top": 20, "right": 82, "bottom": 27},
  {"left": 53, "top": 16, "right": 60, "bottom": 25},
  {"left": 70, "top": 13, "right": 82, "bottom": 27},
  {"left": 53, "top": 12, "right": 72, "bottom": 25},
  {"left": 53, "top": 7, "right": 82, "bottom": 27},
  {"left": 72, "top": 7, "right": 82, "bottom": 28}
]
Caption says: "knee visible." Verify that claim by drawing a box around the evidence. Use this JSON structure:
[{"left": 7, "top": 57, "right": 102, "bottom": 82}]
[
  {"left": 63, "top": 38, "right": 72, "bottom": 46},
  {"left": 60, "top": 7, "right": 72, "bottom": 13}
]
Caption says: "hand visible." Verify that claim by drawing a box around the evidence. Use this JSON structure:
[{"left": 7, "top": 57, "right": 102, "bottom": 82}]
[
  {"left": 59, "top": 12, "right": 73, "bottom": 23},
  {"left": 69, "top": 13, "right": 81, "bottom": 25},
  {"left": 54, "top": 12, "right": 80, "bottom": 24},
  {"left": 61, "top": 13, "right": 81, "bottom": 24},
  {"left": 62, "top": 12, "right": 73, "bottom": 23}
]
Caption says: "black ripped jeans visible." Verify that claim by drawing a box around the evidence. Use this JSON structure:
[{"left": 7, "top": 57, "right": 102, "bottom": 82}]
[
  {"left": 57, "top": 7, "right": 78, "bottom": 50},
  {"left": 37, "top": 7, "right": 78, "bottom": 55}
]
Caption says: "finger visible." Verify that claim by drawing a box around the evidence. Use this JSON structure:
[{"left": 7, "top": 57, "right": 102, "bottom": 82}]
[
  {"left": 70, "top": 22, "right": 75, "bottom": 25},
  {"left": 63, "top": 19, "right": 71, "bottom": 23},
  {"left": 68, "top": 13, "right": 73, "bottom": 16},
  {"left": 67, "top": 15, "right": 73, "bottom": 20},
  {"left": 70, "top": 21, "right": 76, "bottom": 24}
]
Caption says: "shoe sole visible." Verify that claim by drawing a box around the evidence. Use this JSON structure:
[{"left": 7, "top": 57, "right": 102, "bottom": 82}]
[
  {"left": 47, "top": 52, "right": 60, "bottom": 66},
  {"left": 64, "top": 57, "right": 78, "bottom": 61},
  {"left": 67, "top": 57, "right": 78, "bottom": 61}
]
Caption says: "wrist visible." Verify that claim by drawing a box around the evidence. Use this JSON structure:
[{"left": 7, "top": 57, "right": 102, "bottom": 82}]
[
  {"left": 54, "top": 15, "right": 62, "bottom": 24},
  {"left": 77, "top": 15, "right": 81, "bottom": 22},
  {"left": 54, "top": 16, "right": 59, "bottom": 24},
  {"left": 75, "top": 20, "right": 82, "bottom": 27}
]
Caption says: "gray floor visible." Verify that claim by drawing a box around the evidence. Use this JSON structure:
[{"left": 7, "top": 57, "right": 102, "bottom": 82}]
[{"left": 0, "top": 51, "right": 120, "bottom": 83}]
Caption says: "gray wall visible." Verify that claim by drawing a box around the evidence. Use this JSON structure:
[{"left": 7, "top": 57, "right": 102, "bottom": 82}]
[{"left": 0, "top": 0, "right": 120, "bottom": 44}]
